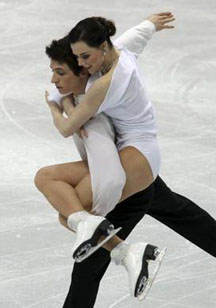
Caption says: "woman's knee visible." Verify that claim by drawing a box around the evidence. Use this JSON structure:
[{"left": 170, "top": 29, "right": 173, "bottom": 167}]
[{"left": 34, "top": 166, "right": 55, "bottom": 191}]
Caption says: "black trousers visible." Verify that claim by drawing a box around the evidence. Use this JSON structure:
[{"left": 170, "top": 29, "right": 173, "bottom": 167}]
[{"left": 63, "top": 176, "right": 216, "bottom": 308}]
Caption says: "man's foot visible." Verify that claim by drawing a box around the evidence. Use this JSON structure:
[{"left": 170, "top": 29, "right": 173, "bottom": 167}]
[{"left": 123, "top": 242, "right": 166, "bottom": 300}]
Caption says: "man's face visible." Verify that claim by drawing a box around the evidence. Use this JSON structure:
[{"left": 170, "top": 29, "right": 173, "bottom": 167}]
[{"left": 50, "top": 59, "right": 87, "bottom": 95}]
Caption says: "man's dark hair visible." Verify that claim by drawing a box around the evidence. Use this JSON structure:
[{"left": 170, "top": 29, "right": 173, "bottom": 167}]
[{"left": 45, "top": 35, "right": 83, "bottom": 76}]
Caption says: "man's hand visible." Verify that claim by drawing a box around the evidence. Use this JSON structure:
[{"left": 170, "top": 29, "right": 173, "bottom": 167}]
[
  {"left": 147, "top": 12, "right": 175, "bottom": 31},
  {"left": 45, "top": 91, "right": 88, "bottom": 138},
  {"left": 60, "top": 95, "right": 75, "bottom": 116},
  {"left": 60, "top": 95, "right": 88, "bottom": 138},
  {"left": 45, "top": 90, "right": 63, "bottom": 113}
]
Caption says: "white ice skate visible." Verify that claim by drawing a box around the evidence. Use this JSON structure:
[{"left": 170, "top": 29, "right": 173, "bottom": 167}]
[
  {"left": 72, "top": 215, "right": 121, "bottom": 263},
  {"left": 123, "top": 242, "right": 166, "bottom": 301}
]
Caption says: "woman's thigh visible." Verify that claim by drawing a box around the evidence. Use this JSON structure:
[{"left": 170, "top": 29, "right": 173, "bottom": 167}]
[
  {"left": 44, "top": 146, "right": 152, "bottom": 212},
  {"left": 74, "top": 146, "right": 154, "bottom": 210},
  {"left": 118, "top": 146, "right": 154, "bottom": 202},
  {"left": 40, "top": 160, "right": 89, "bottom": 187}
]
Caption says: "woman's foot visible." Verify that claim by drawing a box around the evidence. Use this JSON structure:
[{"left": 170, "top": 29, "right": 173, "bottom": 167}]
[{"left": 68, "top": 212, "right": 122, "bottom": 262}]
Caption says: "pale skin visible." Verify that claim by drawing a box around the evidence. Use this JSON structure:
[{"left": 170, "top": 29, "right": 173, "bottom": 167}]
[{"left": 35, "top": 12, "right": 175, "bottom": 251}]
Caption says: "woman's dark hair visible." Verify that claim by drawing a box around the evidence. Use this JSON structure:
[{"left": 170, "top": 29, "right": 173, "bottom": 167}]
[
  {"left": 68, "top": 17, "right": 116, "bottom": 48},
  {"left": 45, "top": 36, "right": 83, "bottom": 76}
]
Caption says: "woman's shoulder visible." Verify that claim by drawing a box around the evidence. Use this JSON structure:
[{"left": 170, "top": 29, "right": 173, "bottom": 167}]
[
  {"left": 115, "top": 43, "right": 136, "bottom": 59},
  {"left": 110, "top": 47, "right": 136, "bottom": 85},
  {"left": 88, "top": 48, "right": 137, "bottom": 104}
]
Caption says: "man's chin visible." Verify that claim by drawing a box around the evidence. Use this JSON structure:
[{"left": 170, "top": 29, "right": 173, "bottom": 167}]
[
  {"left": 57, "top": 88, "right": 74, "bottom": 97},
  {"left": 57, "top": 87, "right": 67, "bottom": 94}
]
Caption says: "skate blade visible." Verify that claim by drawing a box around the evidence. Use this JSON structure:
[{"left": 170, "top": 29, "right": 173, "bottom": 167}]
[
  {"left": 137, "top": 247, "right": 166, "bottom": 301},
  {"left": 74, "top": 226, "right": 122, "bottom": 263}
]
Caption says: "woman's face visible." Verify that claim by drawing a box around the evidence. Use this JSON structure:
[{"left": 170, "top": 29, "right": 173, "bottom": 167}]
[{"left": 71, "top": 41, "right": 104, "bottom": 75}]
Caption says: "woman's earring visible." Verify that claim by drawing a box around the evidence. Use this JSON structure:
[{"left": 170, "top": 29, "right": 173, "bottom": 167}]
[{"left": 103, "top": 49, "right": 107, "bottom": 56}]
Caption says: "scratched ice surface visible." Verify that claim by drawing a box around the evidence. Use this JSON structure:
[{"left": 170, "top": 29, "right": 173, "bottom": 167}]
[{"left": 0, "top": 0, "right": 215, "bottom": 307}]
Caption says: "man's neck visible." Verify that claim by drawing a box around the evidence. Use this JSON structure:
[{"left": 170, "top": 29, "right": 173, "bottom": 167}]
[{"left": 73, "top": 76, "right": 88, "bottom": 97}]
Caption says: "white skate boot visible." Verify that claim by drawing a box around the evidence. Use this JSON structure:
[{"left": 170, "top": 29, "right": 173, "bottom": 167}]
[
  {"left": 71, "top": 215, "right": 121, "bottom": 263},
  {"left": 124, "top": 242, "right": 166, "bottom": 300},
  {"left": 111, "top": 242, "right": 166, "bottom": 300}
]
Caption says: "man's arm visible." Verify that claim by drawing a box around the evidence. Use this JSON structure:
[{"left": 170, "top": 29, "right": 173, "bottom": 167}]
[{"left": 115, "top": 12, "right": 175, "bottom": 56}]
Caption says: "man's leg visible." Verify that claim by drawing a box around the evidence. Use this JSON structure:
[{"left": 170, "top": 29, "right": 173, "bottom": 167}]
[
  {"left": 62, "top": 184, "right": 155, "bottom": 308},
  {"left": 148, "top": 176, "right": 216, "bottom": 257},
  {"left": 63, "top": 176, "right": 216, "bottom": 307}
]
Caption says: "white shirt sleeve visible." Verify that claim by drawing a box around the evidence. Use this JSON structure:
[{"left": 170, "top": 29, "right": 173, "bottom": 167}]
[{"left": 114, "top": 20, "right": 156, "bottom": 56}]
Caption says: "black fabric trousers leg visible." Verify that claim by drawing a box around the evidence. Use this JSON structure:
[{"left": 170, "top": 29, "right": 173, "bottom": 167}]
[
  {"left": 62, "top": 176, "right": 216, "bottom": 308},
  {"left": 148, "top": 177, "right": 216, "bottom": 257},
  {"left": 62, "top": 182, "right": 154, "bottom": 308}
]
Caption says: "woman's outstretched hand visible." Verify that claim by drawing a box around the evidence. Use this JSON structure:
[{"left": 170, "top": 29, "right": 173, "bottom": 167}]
[{"left": 147, "top": 12, "right": 175, "bottom": 31}]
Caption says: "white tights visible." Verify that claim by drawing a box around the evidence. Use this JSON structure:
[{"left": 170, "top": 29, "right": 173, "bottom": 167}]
[{"left": 73, "top": 113, "right": 126, "bottom": 216}]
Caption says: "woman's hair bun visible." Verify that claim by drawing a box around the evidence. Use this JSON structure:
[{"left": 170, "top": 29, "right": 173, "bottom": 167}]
[
  {"left": 94, "top": 17, "right": 116, "bottom": 37},
  {"left": 68, "top": 16, "right": 116, "bottom": 48}
]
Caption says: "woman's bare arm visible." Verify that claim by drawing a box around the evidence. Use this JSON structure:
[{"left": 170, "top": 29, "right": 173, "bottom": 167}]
[{"left": 46, "top": 72, "right": 112, "bottom": 138}]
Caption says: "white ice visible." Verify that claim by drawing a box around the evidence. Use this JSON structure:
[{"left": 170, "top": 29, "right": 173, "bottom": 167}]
[{"left": 0, "top": 0, "right": 216, "bottom": 307}]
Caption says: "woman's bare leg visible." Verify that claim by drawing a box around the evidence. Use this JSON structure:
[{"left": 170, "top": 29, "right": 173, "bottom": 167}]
[
  {"left": 118, "top": 146, "right": 154, "bottom": 201},
  {"left": 34, "top": 161, "right": 92, "bottom": 217},
  {"left": 59, "top": 146, "right": 154, "bottom": 250},
  {"left": 35, "top": 146, "right": 154, "bottom": 251},
  {"left": 74, "top": 146, "right": 154, "bottom": 211}
]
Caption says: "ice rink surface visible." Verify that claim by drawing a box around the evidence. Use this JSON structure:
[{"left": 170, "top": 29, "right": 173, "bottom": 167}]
[{"left": 0, "top": 0, "right": 216, "bottom": 307}]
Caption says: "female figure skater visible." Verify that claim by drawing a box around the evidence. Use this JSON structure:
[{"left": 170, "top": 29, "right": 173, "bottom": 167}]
[{"left": 39, "top": 13, "right": 175, "bottom": 300}]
